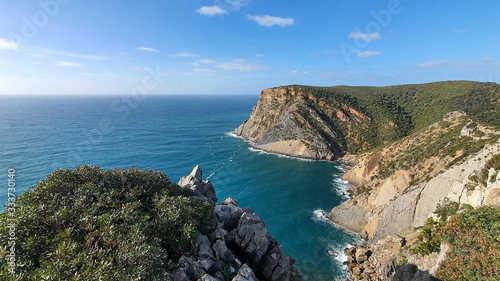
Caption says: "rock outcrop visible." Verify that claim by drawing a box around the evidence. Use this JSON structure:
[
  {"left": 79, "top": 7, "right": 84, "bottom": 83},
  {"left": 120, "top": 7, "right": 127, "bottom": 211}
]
[
  {"left": 172, "top": 167, "right": 302, "bottom": 281},
  {"left": 327, "top": 112, "right": 500, "bottom": 280},
  {"left": 179, "top": 165, "right": 218, "bottom": 205},
  {"left": 328, "top": 112, "right": 500, "bottom": 240},
  {"left": 234, "top": 86, "right": 355, "bottom": 160}
]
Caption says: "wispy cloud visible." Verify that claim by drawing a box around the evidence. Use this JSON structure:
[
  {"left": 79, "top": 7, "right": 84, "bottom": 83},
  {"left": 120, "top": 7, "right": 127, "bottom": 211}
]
[
  {"left": 198, "top": 59, "right": 216, "bottom": 64},
  {"left": 357, "top": 51, "right": 381, "bottom": 58},
  {"left": 24, "top": 53, "right": 49, "bottom": 59},
  {"left": 134, "top": 66, "right": 149, "bottom": 72},
  {"left": 79, "top": 73, "right": 113, "bottom": 77},
  {"left": 246, "top": 15, "right": 294, "bottom": 27},
  {"left": 0, "top": 38, "right": 20, "bottom": 50},
  {"left": 417, "top": 60, "right": 473, "bottom": 68},
  {"left": 255, "top": 53, "right": 265, "bottom": 57},
  {"left": 137, "top": 47, "right": 159, "bottom": 52},
  {"left": 43, "top": 49, "right": 109, "bottom": 60},
  {"left": 196, "top": 6, "right": 228, "bottom": 16},
  {"left": 56, "top": 61, "right": 83, "bottom": 67},
  {"left": 290, "top": 70, "right": 310, "bottom": 76},
  {"left": 225, "top": 0, "right": 251, "bottom": 10},
  {"left": 172, "top": 52, "right": 198, "bottom": 58},
  {"left": 348, "top": 32, "right": 381, "bottom": 42},
  {"left": 216, "top": 59, "right": 267, "bottom": 72}
]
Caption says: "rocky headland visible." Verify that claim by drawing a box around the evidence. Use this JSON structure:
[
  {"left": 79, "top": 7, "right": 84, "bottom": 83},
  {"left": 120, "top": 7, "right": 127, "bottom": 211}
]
[
  {"left": 235, "top": 81, "right": 500, "bottom": 280},
  {"left": 173, "top": 165, "right": 302, "bottom": 281}
]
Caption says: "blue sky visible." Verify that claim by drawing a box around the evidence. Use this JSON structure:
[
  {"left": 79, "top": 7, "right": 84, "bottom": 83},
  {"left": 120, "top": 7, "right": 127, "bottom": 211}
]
[{"left": 0, "top": 0, "right": 499, "bottom": 95}]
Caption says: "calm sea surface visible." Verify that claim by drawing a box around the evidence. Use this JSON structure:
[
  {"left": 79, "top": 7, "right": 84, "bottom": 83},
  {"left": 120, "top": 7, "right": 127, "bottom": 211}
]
[{"left": 0, "top": 95, "right": 360, "bottom": 280}]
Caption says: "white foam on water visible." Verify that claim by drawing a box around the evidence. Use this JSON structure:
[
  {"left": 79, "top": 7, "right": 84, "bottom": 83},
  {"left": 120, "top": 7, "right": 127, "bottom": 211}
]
[
  {"left": 247, "top": 147, "right": 314, "bottom": 162},
  {"left": 226, "top": 131, "right": 244, "bottom": 139},
  {"left": 332, "top": 177, "right": 352, "bottom": 200}
]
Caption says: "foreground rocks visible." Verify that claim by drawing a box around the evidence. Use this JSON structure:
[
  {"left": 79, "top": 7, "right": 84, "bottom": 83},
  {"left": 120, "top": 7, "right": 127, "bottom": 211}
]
[{"left": 173, "top": 167, "right": 302, "bottom": 281}]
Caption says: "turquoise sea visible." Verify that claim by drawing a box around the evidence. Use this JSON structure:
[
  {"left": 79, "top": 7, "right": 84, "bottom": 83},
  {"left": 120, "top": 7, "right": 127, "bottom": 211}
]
[{"left": 0, "top": 95, "right": 360, "bottom": 280}]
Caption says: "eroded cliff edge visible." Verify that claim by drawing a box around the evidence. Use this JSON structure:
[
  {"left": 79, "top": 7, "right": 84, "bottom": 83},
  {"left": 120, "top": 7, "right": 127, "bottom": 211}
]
[
  {"left": 328, "top": 112, "right": 500, "bottom": 280},
  {"left": 234, "top": 81, "right": 500, "bottom": 161}
]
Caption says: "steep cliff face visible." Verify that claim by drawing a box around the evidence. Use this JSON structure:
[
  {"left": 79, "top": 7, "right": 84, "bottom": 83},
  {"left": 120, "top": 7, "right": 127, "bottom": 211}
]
[
  {"left": 328, "top": 112, "right": 500, "bottom": 240},
  {"left": 234, "top": 86, "right": 371, "bottom": 160},
  {"left": 235, "top": 81, "right": 500, "bottom": 161},
  {"left": 327, "top": 112, "right": 500, "bottom": 280}
]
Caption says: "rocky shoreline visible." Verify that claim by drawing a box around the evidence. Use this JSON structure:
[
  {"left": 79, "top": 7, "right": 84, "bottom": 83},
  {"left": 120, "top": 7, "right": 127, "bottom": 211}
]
[{"left": 172, "top": 166, "right": 302, "bottom": 281}]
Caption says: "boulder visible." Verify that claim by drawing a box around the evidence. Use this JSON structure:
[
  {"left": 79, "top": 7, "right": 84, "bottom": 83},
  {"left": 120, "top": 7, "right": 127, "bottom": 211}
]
[
  {"left": 355, "top": 248, "right": 371, "bottom": 263},
  {"left": 214, "top": 198, "right": 244, "bottom": 231},
  {"left": 201, "top": 274, "right": 222, "bottom": 281},
  {"left": 212, "top": 239, "right": 235, "bottom": 264},
  {"left": 232, "top": 264, "right": 259, "bottom": 281},
  {"left": 179, "top": 166, "right": 218, "bottom": 205},
  {"left": 195, "top": 235, "right": 215, "bottom": 260},
  {"left": 229, "top": 212, "right": 273, "bottom": 265}
]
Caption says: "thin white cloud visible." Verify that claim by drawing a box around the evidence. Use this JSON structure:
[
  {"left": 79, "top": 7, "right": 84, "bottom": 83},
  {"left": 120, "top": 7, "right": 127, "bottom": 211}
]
[
  {"left": 0, "top": 38, "right": 20, "bottom": 50},
  {"left": 134, "top": 66, "right": 149, "bottom": 72},
  {"left": 24, "top": 53, "right": 49, "bottom": 59},
  {"left": 137, "top": 47, "right": 159, "bottom": 52},
  {"left": 255, "top": 53, "right": 265, "bottom": 57},
  {"left": 357, "top": 51, "right": 381, "bottom": 58},
  {"left": 246, "top": 15, "right": 294, "bottom": 27},
  {"left": 172, "top": 52, "right": 198, "bottom": 58},
  {"left": 193, "top": 68, "right": 218, "bottom": 76},
  {"left": 56, "top": 61, "right": 83, "bottom": 67},
  {"left": 187, "top": 62, "right": 200, "bottom": 67},
  {"left": 198, "top": 59, "right": 216, "bottom": 64},
  {"left": 225, "top": 0, "right": 251, "bottom": 9},
  {"left": 417, "top": 60, "right": 473, "bottom": 68},
  {"left": 348, "top": 32, "right": 381, "bottom": 42},
  {"left": 290, "top": 70, "right": 310, "bottom": 76},
  {"left": 43, "top": 49, "right": 109, "bottom": 60},
  {"left": 80, "top": 73, "right": 114, "bottom": 77},
  {"left": 216, "top": 59, "right": 267, "bottom": 72},
  {"left": 196, "top": 6, "right": 228, "bottom": 16}
]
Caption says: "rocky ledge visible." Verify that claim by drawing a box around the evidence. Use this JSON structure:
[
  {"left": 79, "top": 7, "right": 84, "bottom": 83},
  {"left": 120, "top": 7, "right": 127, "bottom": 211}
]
[{"left": 172, "top": 166, "right": 302, "bottom": 281}]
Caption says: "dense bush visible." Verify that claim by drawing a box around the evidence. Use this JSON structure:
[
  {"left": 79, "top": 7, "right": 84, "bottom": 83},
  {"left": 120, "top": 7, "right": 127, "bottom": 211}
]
[
  {"left": 436, "top": 206, "right": 500, "bottom": 281},
  {"left": 0, "top": 166, "right": 213, "bottom": 280}
]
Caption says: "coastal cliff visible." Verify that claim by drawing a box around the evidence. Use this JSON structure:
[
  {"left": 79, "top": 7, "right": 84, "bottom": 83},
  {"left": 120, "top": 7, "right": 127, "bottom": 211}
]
[
  {"left": 236, "top": 81, "right": 500, "bottom": 280},
  {"left": 329, "top": 112, "right": 500, "bottom": 280},
  {"left": 235, "top": 81, "right": 500, "bottom": 161}
]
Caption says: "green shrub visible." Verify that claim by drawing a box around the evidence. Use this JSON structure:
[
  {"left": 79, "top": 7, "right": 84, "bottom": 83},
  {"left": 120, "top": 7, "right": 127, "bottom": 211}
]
[
  {"left": 436, "top": 206, "right": 500, "bottom": 281},
  {"left": 411, "top": 217, "right": 442, "bottom": 256},
  {"left": 0, "top": 166, "right": 213, "bottom": 280}
]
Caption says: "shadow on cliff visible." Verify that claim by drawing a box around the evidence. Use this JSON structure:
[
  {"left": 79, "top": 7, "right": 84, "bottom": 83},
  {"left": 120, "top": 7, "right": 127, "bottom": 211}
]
[{"left": 387, "top": 262, "right": 442, "bottom": 281}]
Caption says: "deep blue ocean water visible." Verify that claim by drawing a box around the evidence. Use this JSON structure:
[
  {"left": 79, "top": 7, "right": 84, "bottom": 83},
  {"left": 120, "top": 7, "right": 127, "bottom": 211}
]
[{"left": 0, "top": 95, "right": 360, "bottom": 280}]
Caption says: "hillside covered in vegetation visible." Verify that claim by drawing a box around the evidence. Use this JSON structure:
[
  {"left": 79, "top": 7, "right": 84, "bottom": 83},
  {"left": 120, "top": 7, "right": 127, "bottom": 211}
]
[{"left": 235, "top": 81, "right": 500, "bottom": 159}]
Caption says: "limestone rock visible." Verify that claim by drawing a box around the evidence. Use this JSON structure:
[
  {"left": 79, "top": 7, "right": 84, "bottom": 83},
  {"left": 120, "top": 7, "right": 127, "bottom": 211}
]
[
  {"left": 172, "top": 194, "right": 301, "bottom": 281},
  {"left": 195, "top": 235, "right": 215, "bottom": 260},
  {"left": 201, "top": 274, "right": 222, "bottom": 281},
  {"left": 179, "top": 166, "right": 218, "bottom": 205},
  {"left": 327, "top": 204, "right": 371, "bottom": 233},
  {"left": 232, "top": 264, "right": 258, "bottom": 281}
]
